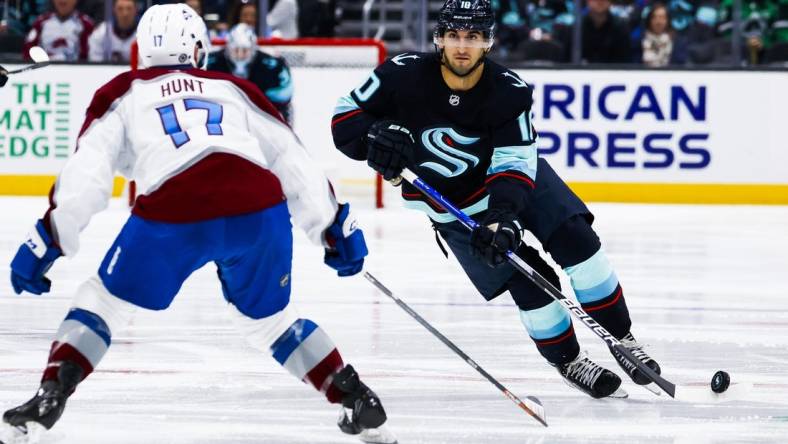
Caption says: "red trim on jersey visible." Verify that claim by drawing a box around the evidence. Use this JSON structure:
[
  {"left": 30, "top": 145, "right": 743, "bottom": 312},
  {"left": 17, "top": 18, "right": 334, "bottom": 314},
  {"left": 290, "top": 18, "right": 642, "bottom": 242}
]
[
  {"left": 485, "top": 172, "right": 535, "bottom": 189},
  {"left": 304, "top": 349, "right": 345, "bottom": 404},
  {"left": 76, "top": 68, "right": 165, "bottom": 145},
  {"left": 76, "top": 67, "right": 288, "bottom": 147},
  {"left": 331, "top": 109, "right": 363, "bottom": 128},
  {"left": 42, "top": 342, "right": 94, "bottom": 385},
  {"left": 582, "top": 286, "right": 623, "bottom": 313},
  {"left": 402, "top": 192, "right": 443, "bottom": 211},
  {"left": 22, "top": 13, "right": 48, "bottom": 59},
  {"left": 45, "top": 67, "right": 293, "bottom": 230},
  {"left": 132, "top": 153, "right": 286, "bottom": 223},
  {"left": 458, "top": 186, "right": 487, "bottom": 206},
  {"left": 533, "top": 325, "right": 576, "bottom": 346},
  {"left": 41, "top": 186, "right": 60, "bottom": 246},
  {"left": 403, "top": 185, "right": 487, "bottom": 213},
  {"left": 77, "top": 13, "right": 95, "bottom": 61}
]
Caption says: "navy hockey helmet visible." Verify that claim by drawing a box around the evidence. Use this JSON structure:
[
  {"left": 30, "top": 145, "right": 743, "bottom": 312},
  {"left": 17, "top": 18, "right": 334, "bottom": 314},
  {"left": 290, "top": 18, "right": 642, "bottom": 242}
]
[{"left": 434, "top": 0, "right": 496, "bottom": 40}]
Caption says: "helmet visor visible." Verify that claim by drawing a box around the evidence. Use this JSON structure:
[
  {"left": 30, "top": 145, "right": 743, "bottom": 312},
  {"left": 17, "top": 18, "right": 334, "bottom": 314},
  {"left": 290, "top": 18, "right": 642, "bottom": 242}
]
[{"left": 434, "top": 34, "right": 493, "bottom": 49}]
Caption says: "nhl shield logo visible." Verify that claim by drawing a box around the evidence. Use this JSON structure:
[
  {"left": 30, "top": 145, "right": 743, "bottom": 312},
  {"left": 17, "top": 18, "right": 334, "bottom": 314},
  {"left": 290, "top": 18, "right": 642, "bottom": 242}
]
[{"left": 449, "top": 94, "right": 460, "bottom": 106}]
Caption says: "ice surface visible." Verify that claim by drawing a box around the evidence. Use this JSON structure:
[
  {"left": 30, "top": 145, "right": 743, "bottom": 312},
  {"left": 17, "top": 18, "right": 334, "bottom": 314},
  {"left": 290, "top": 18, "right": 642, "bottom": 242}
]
[{"left": 1, "top": 197, "right": 787, "bottom": 443}]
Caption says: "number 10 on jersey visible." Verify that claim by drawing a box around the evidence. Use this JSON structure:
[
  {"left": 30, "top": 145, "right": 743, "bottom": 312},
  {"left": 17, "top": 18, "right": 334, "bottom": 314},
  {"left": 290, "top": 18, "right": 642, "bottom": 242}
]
[{"left": 156, "top": 99, "right": 224, "bottom": 148}]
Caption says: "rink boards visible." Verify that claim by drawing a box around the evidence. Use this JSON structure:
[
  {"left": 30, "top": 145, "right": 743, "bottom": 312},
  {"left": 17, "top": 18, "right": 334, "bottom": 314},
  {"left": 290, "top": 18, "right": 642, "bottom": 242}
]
[{"left": 0, "top": 63, "right": 786, "bottom": 204}]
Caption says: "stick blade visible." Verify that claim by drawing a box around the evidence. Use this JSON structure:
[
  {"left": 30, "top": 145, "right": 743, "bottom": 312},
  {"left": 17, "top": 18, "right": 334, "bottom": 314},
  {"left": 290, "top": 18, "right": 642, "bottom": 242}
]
[
  {"left": 523, "top": 395, "right": 548, "bottom": 427},
  {"left": 29, "top": 46, "right": 49, "bottom": 63}
]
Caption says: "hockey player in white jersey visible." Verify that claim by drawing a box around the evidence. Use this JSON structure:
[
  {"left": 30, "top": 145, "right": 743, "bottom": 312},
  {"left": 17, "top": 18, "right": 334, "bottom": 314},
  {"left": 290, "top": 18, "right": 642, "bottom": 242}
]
[{"left": 2, "top": 4, "right": 396, "bottom": 444}]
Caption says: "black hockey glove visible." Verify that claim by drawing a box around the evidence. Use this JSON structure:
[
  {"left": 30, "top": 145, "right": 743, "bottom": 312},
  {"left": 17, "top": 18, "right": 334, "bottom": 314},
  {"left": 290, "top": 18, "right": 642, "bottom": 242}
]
[
  {"left": 470, "top": 209, "right": 522, "bottom": 268},
  {"left": 365, "top": 120, "right": 415, "bottom": 181},
  {"left": 0, "top": 65, "right": 8, "bottom": 87}
]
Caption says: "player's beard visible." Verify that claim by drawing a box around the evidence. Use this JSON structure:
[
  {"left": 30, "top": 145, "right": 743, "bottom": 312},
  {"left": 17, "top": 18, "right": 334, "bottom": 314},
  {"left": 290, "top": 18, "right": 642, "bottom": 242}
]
[{"left": 441, "top": 50, "right": 485, "bottom": 78}]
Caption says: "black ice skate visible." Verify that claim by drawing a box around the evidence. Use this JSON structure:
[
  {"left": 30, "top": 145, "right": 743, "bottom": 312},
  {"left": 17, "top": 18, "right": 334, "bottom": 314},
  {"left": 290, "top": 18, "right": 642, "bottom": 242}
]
[
  {"left": 555, "top": 352, "right": 627, "bottom": 399},
  {"left": 3, "top": 361, "right": 83, "bottom": 435},
  {"left": 611, "top": 332, "right": 662, "bottom": 393},
  {"left": 331, "top": 365, "right": 397, "bottom": 444}
]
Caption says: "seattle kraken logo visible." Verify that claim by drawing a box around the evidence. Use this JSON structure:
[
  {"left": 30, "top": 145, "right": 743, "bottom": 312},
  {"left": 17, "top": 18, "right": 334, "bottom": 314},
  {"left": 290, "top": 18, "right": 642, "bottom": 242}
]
[{"left": 419, "top": 128, "right": 480, "bottom": 177}]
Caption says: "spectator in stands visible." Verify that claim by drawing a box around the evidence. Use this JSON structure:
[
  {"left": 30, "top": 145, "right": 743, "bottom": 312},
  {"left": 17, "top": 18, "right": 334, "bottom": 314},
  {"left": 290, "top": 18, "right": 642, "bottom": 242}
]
[
  {"left": 1, "top": 3, "right": 26, "bottom": 37},
  {"left": 1, "top": 0, "right": 45, "bottom": 45},
  {"left": 521, "top": 0, "right": 574, "bottom": 62},
  {"left": 23, "top": 0, "right": 94, "bottom": 61},
  {"left": 492, "top": 0, "right": 530, "bottom": 55},
  {"left": 80, "top": 0, "right": 111, "bottom": 23},
  {"left": 667, "top": 0, "right": 697, "bottom": 33},
  {"left": 87, "top": 0, "right": 137, "bottom": 62},
  {"left": 183, "top": 0, "right": 204, "bottom": 15},
  {"left": 268, "top": 0, "right": 299, "bottom": 38},
  {"left": 527, "top": 0, "right": 574, "bottom": 37},
  {"left": 560, "top": 0, "right": 632, "bottom": 63},
  {"left": 207, "top": 23, "right": 294, "bottom": 122},
  {"left": 228, "top": 0, "right": 299, "bottom": 38},
  {"left": 7, "top": 0, "right": 47, "bottom": 34},
  {"left": 230, "top": 0, "right": 257, "bottom": 27},
  {"left": 610, "top": 0, "right": 648, "bottom": 62},
  {"left": 297, "top": 0, "right": 338, "bottom": 37},
  {"left": 642, "top": 2, "right": 674, "bottom": 66},
  {"left": 773, "top": 0, "right": 788, "bottom": 43},
  {"left": 718, "top": 0, "right": 788, "bottom": 64}
]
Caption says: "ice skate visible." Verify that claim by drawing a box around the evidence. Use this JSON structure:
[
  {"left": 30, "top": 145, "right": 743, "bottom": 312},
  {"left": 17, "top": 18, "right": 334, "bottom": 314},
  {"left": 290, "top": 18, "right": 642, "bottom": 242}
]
[
  {"left": 611, "top": 332, "right": 662, "bottom": 393},
  {"left": 2, "top": 361, "right": 82, "bottom": 438},
  {"left": 555, "top": 351, "right": 627, "bottom": 399},
  {"left": 332, "top": 365, "right": 397, "bottom": 444}
]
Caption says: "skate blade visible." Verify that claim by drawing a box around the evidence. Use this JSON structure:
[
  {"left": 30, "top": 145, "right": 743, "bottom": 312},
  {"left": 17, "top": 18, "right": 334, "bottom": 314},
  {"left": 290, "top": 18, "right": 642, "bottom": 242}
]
[
  {"left": 642, "top": 382, "right": 662, "bottom": 396},
  {"left": 24, "top": 422, "right": 45, "bottom": 444},
  {"left": 358, "top": 424, "right": 398, "bottom": 444},
  {"left": 0, "top": 421, "right": 45, "bottom": 444},
  {"left": 608, "top": 387, "right": 629, "bottom": 399},
  {"left": 0, "top": 423, "right": 23, "bottom": 444}
]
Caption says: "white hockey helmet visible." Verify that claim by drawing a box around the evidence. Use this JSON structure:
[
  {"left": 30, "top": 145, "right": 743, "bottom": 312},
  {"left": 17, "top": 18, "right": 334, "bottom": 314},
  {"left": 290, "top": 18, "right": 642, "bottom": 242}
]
[
  {"left": 225, "top": 23, "right": 257, "bottom": 65},
  {"left": 136, "top": 3, "right": 210, "bottom": 69}
]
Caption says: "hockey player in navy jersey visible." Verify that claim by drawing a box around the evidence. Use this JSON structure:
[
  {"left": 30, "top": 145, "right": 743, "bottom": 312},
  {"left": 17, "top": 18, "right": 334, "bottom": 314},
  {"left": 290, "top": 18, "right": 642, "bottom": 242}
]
[
  {"left": 208, "top": 23, "right": 294, "bottom": 124},
  {"left": 331, "top": 0, "right": 661, "bottom": 399},
  {"left": 3, "top": 4, "right": 395, "bottom": 443}
]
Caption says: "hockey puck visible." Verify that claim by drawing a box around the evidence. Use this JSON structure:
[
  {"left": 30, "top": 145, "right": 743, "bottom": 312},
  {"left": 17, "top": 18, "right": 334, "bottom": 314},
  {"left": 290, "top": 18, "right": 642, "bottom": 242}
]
[{"left": 711, "top": 370, "right": 730, "bottom": 393}]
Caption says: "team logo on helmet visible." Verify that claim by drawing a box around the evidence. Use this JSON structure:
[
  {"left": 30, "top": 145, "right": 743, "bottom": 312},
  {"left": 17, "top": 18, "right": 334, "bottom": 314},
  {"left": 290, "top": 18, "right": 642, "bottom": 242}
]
[{"left": 435, "top": 0, "right": 495, "bottom": 39}]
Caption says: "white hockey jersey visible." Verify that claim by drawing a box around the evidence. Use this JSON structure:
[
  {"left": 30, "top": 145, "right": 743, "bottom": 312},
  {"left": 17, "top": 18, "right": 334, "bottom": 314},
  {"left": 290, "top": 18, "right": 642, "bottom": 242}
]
[
  {"left": 23, "top": 11, "right": 94, "bottom": 61},
  {"left": 46, "top": 67, "right": 337, "bottom": 257},
  {"left": 87, "top": 22, "right": 136, "bottom": 62}
]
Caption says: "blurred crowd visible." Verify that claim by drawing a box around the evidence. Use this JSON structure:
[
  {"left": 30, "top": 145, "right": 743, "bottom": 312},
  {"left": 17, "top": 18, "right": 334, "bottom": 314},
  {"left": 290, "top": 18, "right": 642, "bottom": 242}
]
[
  {"left": 493, "top": 0, "right": 788, "bottom": 65},
  {"left": 0, "top": 0, "right": 338, "bottom": 62},
  {"left": 1, "top": 0, "right": 787, "bottom": 65}
]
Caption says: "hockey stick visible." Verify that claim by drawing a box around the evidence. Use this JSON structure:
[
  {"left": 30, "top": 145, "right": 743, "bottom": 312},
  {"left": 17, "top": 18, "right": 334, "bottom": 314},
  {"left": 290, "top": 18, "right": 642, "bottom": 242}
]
[
  {"left": 398, "top": 168, "right": 677, "bottom": 398},
  {"left": 363, "top": 271, "right": 548, "bottom": 427},
  {"left": 6, "top": 47, "right": 50, "bottom": 75}
]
